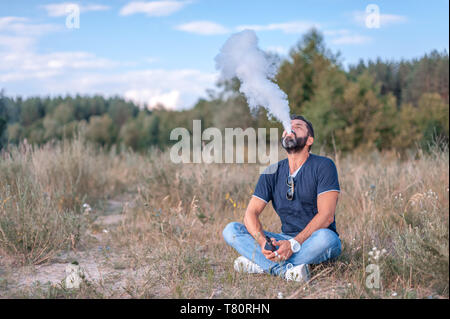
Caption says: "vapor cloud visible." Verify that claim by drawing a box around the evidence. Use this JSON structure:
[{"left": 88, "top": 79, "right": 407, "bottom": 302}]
[{"left": 215, "top": 30, "right": 292, "bottom": 132}]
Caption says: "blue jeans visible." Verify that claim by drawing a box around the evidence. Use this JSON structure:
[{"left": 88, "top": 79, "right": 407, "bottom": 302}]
[{"left": 222, "top": 222, "right": 342, "bottom": 277}]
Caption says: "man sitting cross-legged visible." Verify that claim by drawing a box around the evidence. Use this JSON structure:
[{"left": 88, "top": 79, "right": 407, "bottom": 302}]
[{"left": 222, "top": 114, "right": 342, "bottom": 282}]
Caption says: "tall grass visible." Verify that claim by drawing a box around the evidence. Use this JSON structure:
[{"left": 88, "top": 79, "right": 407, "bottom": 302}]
[
  {"left": 108, "top": 141, "right": 448, "bottom": 298},
  {"left": 0, "top": 134, "right": 145, "bottom": 264},
  {"left": 1, "top": 134, "right": 448, "bottom": 298}
]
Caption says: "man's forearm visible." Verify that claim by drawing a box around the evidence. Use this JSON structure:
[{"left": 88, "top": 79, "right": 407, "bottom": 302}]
[
  {"left": 243, "top": 211, "right": 266, "bottom": 246},
  {"left": 293, "top": 212, "right": 334, "bottom": 245}
]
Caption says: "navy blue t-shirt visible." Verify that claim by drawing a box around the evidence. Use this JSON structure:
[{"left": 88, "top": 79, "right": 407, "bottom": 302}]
[{"left": 253, "top": 153, "right": 340, "bottom": 237}]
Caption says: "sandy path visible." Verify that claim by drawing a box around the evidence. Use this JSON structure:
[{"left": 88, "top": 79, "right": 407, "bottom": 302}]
[{"left": 0, "top": 194, "right": 145, "bottom": 298}]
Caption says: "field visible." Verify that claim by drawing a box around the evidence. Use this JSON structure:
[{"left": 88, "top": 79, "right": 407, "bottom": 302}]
[{"left": 0, "top": 134, "right": 448, "bottom": 299}]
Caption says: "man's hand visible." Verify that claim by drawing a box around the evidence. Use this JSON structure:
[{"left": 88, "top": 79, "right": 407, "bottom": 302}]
[{"left": 261, "top": 238, "right": 293, "bottom": 262}]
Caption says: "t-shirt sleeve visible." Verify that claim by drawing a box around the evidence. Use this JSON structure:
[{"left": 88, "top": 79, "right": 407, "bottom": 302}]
[
  {"left": 317, "top": 158, "right": 340, "bottom": 195},
  {"left": 253, "top": 172, "right": 274, "bottom": 203}
]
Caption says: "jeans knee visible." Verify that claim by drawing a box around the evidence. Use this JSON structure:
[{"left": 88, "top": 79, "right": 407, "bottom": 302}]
[
  {"left": 222, "top": 222, "right": 241, "bottom": 245},
  {"left": 312, "top": 229, "right": 341, "bottom": 252}
]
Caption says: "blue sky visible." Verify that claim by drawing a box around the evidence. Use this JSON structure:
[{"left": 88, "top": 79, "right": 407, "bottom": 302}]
[{"left": 0, "top": 0, "right": 448, "bottom": 109}]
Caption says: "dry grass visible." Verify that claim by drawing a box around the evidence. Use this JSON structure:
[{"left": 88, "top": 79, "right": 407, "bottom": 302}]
[
  {"left": 0, "top": 134, "right": 448, "bottom": 298},
  {"left": 0, "top": 134, "right": 145, "bottom": 265}
]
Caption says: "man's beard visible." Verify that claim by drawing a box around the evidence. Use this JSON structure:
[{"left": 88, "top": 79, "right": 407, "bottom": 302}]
[{"left": 281, "top": 133, "right": 308, "bottom": 154}]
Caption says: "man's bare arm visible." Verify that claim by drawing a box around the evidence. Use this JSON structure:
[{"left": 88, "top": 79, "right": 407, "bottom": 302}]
[
  {"left": 243, "top": 196, "right": 268, "bottom": 247},
  {"left": 293, "top": 191, "right": 339, "bottom": 245}
]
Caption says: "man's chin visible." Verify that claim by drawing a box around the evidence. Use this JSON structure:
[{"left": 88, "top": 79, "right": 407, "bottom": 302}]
[
  {"left": 282, "top": 135, "right": 308, "bottom": 154},
  {"left": 282, "top": 141, "right": 306, "bottom": 154},
  {"left": 285, "top": 145, "right": 305, "bottom": 154}
]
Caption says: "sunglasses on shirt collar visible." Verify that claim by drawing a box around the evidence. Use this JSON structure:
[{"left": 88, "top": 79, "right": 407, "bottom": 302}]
[{"left": 286, "top": 175, "right": 294, "bottom": 200}]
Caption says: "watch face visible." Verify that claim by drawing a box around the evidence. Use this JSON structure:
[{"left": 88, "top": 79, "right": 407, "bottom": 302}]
[{"left": 290, "top": 239, "right": 300, "bottom": 252}]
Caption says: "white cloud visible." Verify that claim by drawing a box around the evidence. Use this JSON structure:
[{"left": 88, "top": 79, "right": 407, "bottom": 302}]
[
  {"left": 175, "top": 21, "right": 229, "bottom": 35},
  {"left": 0, "top": 35, "right": 36, "bottom": 51},
  {"left": 0, "top": 14, "right": 215, "bottom": 110},
  {"left": 0, "top": 16, "right": 61, "bottom": 35},
  {"left": 0, "top": 20, "right": 119, "bottom": 81},
  {"left": 0, "top": 16, "right": 27, "bottom": 28},
  {"left": 144, "top": 57, "right": 158, "bottom": 64},
  {"left": 0, "top": 10, "right": 217, "bottom": 110},
  {"left": 323, "top": 29, "right": 350, "bottom": 37},
  {"left": 380, "top": 14, "right": 408, "bottom": 25},
  {"left": 0, "top": 15, "right": 116, "bottom": 78},
  {"left": 125, "top": 89, "right": 180, "bottom": 109},
  {"left": 265, "top": 45, "right": 288, "bottom": 55},
  {"left": 353, "top": 11, "right": 407, "bottom": 27},
  {"left": 236, "top": 21, "right": 320, "bottom": 34},
  {"left": 330, "top": 35, "right": 372, "bottom": 45},
  {"left": 323, "top": 29, "right": 372, "bottom": 46},
  {"left": 0, "top": 51, "right": 119, "bottom": 82},
  {"left": 42, "top": 2, "right": 110, "bottom": 17},
  {"left": 174, "top": 20, "right": 320, "bottom": 36},
  {"left": 60, "top": 69, "right": 217, "bottom": 109},
  {"left": 119, "top": 1, "right": 189, "bottom": 17},
  {"left": 0, "top": 61, "right": 217, "bottom": 109}
]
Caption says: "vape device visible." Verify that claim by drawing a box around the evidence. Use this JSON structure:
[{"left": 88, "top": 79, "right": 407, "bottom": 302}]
[{"left": 264, "top": 235, "right": 278, "bottom": 252}]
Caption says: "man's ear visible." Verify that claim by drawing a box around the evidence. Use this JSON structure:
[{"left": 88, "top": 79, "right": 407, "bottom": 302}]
[{"left": 307, "top": 136, "right": 314, "bottom": 146}]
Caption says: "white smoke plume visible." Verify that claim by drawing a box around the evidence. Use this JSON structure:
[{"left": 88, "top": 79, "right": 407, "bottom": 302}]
[{"left": 215, "top": 29, "right": 292, "bottom": 132}]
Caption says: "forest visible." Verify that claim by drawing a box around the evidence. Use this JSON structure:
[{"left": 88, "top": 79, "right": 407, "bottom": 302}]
[{"left": 1, "top": 30, "right": 448, "bottom": 155}]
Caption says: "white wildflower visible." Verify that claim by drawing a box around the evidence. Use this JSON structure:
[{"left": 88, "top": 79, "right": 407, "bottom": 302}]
[
  {"left": 83, "top": 203, "right": 92, "bottom": 213},
  {"left": 277, "top": 292, "right": 283, "bottom": 299}
]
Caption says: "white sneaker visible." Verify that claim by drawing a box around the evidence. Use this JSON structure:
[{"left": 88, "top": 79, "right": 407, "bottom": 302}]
[
  {"left": 285, "top": 263, "right": 310, "bottom": 282},
  {"left": 233, "top": 256, "right": 264, "bottom": 274}
]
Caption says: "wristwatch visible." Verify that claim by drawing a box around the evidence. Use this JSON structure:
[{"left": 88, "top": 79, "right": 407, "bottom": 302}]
[{"left": 289, "top": 238, "right": 301, "bottom": 253}]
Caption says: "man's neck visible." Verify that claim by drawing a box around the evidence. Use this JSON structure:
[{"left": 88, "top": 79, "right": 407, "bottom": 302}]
[{"left": 287, "top": 149, "right": 310, "bottom": 175}]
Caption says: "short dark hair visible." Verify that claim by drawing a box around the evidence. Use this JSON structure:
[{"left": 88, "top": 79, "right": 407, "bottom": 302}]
[{"left": 290, "top": 114, "right": 314, "bottom": 151}]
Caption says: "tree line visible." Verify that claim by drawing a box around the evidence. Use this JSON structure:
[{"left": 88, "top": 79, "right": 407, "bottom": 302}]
[{"left": 0, "top": 29, "right": 448, "bottom": 155}]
